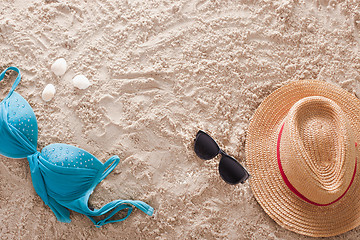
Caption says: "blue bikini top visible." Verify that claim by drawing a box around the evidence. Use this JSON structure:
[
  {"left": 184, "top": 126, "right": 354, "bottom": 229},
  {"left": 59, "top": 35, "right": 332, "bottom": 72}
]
[{"left": 0, "top": 67, "right": 153, "bottom": 226}]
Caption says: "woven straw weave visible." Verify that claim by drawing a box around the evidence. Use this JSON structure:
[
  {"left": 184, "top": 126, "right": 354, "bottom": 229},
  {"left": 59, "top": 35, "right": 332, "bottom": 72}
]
[{"left": 246, "top": 80, "right": 360, "bottom": 237}]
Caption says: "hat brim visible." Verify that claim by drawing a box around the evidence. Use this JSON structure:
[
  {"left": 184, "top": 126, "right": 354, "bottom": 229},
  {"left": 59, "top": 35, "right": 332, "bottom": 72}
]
[{"left": 245, "top": 80, "right": 360, "bottom": 237}]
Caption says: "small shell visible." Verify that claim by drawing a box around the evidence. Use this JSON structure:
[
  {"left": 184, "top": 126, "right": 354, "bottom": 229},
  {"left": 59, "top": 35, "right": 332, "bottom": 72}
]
[
  {"left": 51, "top": 58, "right": 67, "bottom": 76},
  {"left": 42, "top": 84, "right": 56, "bottom": 102},
  {"left": 72, "top": 74, "right": 91, "bottom": 89}
]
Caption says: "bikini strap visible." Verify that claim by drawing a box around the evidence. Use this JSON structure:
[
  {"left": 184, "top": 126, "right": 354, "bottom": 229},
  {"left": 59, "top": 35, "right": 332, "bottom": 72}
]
[
  {"left": 0, "top": 67, "right": 21, "bottom": 100},
  {"left": 87, "top": 200, "right": 154, "bottom": 227},
  {"left": 99, "top": 156, "right": 120, "bottom": 182},
  {"left": 86, "top": 156, "right": 154, "bottom": 227},
  {"left": 87, "top": 204, "right": 134, "bottom": 227}
]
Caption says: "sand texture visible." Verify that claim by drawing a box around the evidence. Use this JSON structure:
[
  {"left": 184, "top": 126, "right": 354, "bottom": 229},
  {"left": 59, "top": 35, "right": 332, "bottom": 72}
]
[{"left": 1, "top": 0, "right": 360, "bottom": 239}]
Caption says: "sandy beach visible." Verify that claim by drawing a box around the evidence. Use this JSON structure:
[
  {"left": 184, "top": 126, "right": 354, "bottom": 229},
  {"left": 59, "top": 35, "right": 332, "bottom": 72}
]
[{"left": 1, "top": 0, "right": 360, "bottom": 239}]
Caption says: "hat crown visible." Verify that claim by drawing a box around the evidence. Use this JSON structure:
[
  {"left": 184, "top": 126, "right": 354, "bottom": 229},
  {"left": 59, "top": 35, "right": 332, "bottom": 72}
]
[{"left": 280, "top": 96, "right": 356, "bottom": 205}]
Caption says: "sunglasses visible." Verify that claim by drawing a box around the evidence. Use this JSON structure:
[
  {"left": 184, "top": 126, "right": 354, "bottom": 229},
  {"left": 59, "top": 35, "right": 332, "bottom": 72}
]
[{"left": 194, "top": 130, "right": 250, "bottom": 185}]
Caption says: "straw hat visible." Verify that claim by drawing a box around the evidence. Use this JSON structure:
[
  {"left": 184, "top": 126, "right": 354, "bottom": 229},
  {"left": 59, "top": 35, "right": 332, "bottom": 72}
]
[{"left": 245, "top": 80, "right": 360, "bottom": 237}]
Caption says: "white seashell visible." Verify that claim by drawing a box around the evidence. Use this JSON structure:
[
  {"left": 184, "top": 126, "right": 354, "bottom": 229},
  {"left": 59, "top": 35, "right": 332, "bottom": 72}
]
[
  {"left": 72, "top": 74, "right": 91, "bottom": 89},
  {"left": 51, "top": 58, "right": 67, "bottom": 76},
  {"left": 42, "top": 84, "right": 56, "bottom": 102}
]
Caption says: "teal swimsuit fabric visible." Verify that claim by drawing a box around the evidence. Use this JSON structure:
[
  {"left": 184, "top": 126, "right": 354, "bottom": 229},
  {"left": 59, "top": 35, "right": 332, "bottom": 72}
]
[{"left": 0, "top": 67, "right": 154, "bottom": 226}]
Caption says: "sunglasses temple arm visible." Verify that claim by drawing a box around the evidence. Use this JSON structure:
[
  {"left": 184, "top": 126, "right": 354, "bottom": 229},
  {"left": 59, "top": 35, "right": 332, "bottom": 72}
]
[{"left": 242, "top": 168, "right": 252, "bottom": 183}]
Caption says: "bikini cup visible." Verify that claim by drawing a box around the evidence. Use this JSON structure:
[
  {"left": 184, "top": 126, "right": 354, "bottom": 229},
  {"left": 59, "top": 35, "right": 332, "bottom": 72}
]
[
  {"left": 0, "top": 67, "right": 38, "bottom": 158},
  {"left": 0, "top": 67, "right": 153, "bottom": 226}
]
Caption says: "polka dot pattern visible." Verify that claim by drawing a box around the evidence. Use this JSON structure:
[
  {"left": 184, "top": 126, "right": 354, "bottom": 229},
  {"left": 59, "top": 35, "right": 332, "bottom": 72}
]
[
  {"left": 7, "top": 92, "right": 38, "bottom": 147},
  {"left": 41, "top": 143, "right": 103, "bottom": 169}
]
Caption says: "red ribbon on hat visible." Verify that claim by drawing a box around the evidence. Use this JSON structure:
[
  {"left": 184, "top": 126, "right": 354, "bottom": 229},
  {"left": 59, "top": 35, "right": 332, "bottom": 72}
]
[{"left": 277, "top": 123, "right": 357, "bottom": 206}]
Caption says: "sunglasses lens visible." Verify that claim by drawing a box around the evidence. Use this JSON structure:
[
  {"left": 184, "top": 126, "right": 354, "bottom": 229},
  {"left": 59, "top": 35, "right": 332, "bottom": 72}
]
[
  {"left": 219, "top": 155, "right": 249, "bottom": 184},
  {"left": 194, "top": 132, "right": 220, "bottom": 160}
]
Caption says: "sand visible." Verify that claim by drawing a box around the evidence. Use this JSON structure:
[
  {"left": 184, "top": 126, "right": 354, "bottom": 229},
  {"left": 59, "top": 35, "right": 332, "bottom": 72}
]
[{"left": 1, "top": 0, "right": 360, "bottom": 239}]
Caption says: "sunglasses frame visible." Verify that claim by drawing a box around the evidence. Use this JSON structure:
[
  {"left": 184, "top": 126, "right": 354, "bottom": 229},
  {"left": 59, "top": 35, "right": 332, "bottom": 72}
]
[{"left": 194, "top": 130, "right": 250, "bottom": 184}]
